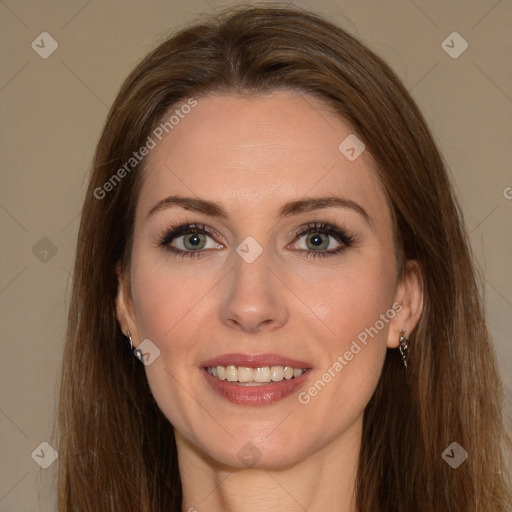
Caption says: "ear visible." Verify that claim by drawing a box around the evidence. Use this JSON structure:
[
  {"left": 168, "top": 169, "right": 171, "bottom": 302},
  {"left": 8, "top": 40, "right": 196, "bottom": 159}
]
[
  {"left": 387, "top": 259, "right": 424, "bottom": 349},
  {"left": 115, "top": 262, "right": 140, "bottom": 345}
]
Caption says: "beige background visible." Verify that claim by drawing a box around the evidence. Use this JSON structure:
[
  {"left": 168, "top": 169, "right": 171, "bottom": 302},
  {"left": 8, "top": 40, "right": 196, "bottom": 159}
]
[{"left": 0, "top": 0, "right": 511, "bottom": 509}]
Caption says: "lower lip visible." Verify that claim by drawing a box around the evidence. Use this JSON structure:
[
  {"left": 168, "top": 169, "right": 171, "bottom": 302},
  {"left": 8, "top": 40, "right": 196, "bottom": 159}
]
[{"left": 202, "top": 368, "right": 311, "bottom": 405}]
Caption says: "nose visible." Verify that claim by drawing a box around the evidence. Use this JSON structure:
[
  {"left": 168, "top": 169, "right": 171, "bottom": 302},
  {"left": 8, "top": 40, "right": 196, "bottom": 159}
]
[{"left": 219, "top": 250, "right": 289, "bottom": 334}]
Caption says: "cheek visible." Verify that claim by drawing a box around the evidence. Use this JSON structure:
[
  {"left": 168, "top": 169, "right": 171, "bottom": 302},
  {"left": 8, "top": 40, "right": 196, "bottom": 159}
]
[
  {"left": 302, "top": 247, "right": 397, "bottom": 342},
  {"left": 129, "top": 244, "right": 210, "bottom": 343},
  {"left": 298, "top": 248, "right": 397, "bottom": 407},
  {"left": 129, "top": 252, "right": 210, "bottom": 434}
]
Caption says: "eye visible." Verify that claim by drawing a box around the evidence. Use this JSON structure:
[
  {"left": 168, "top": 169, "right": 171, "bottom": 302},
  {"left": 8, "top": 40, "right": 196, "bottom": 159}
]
[
  {"left": 158, "top": 223, "right": 223, "bottom": 258},
  {"left": 297, "top": 232, "right": 337, "bottom": 251},
  {"left": 290, "top": 222, "right": 355, "bottom": 258},
  {"left": 157, "top": 221, "right": 355, "bottom": 260}
]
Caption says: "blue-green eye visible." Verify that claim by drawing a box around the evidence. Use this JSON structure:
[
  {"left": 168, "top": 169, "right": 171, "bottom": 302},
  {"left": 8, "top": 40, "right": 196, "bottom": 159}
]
[
  {"left": 158, "top": 223, "right": 222, "bottom": 258},
  {"left": 172, "top": 231, "right": 217, "bottom": 251},
  {"left": 157, "top": 221, "right": 355, "bottom": 259},
  {"left": 298, "top": 232, "right": 336, "bottom": 251},
  {"left": 291, "top": 222, "right": 355, "bottom": 258}
]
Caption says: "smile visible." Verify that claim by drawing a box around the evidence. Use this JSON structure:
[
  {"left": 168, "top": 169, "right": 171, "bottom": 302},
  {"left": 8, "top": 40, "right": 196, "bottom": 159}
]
[
  {"left": 206, "top": 365, "right": 307, "bottom": 385},
  {"left": 201, "top": 353, "right": 313, "bottom": 405}
]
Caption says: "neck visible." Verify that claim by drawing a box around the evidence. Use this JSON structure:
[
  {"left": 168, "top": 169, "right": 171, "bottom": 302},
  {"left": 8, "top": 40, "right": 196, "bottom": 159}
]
[{"left": 177, "top": 417, "right": 361, "bottom": 512}]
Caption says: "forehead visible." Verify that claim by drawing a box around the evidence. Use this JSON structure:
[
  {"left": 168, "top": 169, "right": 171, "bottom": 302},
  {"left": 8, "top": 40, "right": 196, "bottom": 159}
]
[{"left": 138, "top": 91, "right": 389, "bottom": 225}]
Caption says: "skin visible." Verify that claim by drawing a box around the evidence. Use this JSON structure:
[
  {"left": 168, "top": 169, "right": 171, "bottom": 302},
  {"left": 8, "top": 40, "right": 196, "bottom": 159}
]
[{"left": 116, "top": 90, "right": 423, "bottom": 511}]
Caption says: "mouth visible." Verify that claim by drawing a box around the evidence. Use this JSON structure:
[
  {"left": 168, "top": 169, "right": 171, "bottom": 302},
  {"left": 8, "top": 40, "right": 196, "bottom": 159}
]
[{"left": 201, "top": 353, "right": 313, "bottom": 405}]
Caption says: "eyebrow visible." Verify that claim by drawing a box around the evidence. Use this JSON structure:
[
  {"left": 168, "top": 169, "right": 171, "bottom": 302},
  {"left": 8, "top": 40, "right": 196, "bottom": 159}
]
[{"left": 146, "top": 195, "right": 371, "bottom": 225}]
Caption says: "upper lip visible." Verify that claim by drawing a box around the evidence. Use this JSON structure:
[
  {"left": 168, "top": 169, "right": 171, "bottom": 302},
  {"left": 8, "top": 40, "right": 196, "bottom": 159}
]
[{"left": 201, "top": 353, "right": 313, "bottom": 369}]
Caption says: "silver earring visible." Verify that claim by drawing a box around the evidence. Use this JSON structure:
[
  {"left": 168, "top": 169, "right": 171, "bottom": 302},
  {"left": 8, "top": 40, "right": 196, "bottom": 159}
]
[
  {"left": 126, "top": 331, "right": 143, "bottom": 362},
  {"left": 399, "top": 329, "right": 409, "bottom": 370},
  {"left": 126, "top": 330, "right": 133, "bottom": 351}
]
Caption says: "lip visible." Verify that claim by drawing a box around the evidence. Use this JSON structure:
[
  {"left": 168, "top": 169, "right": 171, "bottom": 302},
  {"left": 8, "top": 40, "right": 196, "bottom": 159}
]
[
  {"left": 200, "top": 353, "right": 313, "bottom": 406},
  {"left": 201, "top": 353, "right": 312, "bottom": 369}
]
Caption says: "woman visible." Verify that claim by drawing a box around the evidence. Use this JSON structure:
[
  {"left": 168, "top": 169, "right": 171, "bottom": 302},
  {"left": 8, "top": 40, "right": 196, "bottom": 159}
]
[{"left": 57, "top": 5, "right": 511, "bottom": 511}]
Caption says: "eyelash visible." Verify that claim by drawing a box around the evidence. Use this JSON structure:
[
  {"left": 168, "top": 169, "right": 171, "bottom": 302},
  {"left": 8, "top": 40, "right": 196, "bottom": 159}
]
[{"left": 156, "top": 221, "right": 356, "bottom": 260}]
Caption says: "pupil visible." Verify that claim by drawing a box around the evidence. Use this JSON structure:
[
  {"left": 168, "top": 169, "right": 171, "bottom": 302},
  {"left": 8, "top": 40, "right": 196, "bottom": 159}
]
[
  {"left": 190, "top": 234, "right": 200, "bottom": 245},
  {"left": 309, "top": 234, "right": 324, "bottom": 247}
]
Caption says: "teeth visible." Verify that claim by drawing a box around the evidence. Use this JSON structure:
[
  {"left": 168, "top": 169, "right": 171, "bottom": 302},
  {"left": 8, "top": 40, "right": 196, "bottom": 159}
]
[
  {"left": 254, "top": 366, "right": 271, "bottom": 383},
  {"left": 237, "top": 366, "right": 253, "bottom": 383},
  {"left": 206, "top": 365, "right": 307, "bottom": 384},
  {"left": 270, "top": 366, "right": 284, "bottom": 381},
  {"left": 284, "top": 366, "right": 294, "bottom": 380},
  {"left": 226, "top": 365, "right": 238, "bottom": 382}
]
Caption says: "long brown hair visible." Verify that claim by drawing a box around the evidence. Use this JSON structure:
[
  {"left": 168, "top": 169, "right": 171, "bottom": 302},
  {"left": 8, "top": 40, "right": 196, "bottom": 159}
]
[{"left": 56, "top": 5, "right": 511, "bottom": 511}]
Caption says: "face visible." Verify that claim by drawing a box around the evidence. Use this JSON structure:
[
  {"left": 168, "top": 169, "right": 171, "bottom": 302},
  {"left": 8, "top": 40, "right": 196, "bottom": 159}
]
[{"left": 117, "top": 90, "right": 421, "bottom": 469}]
